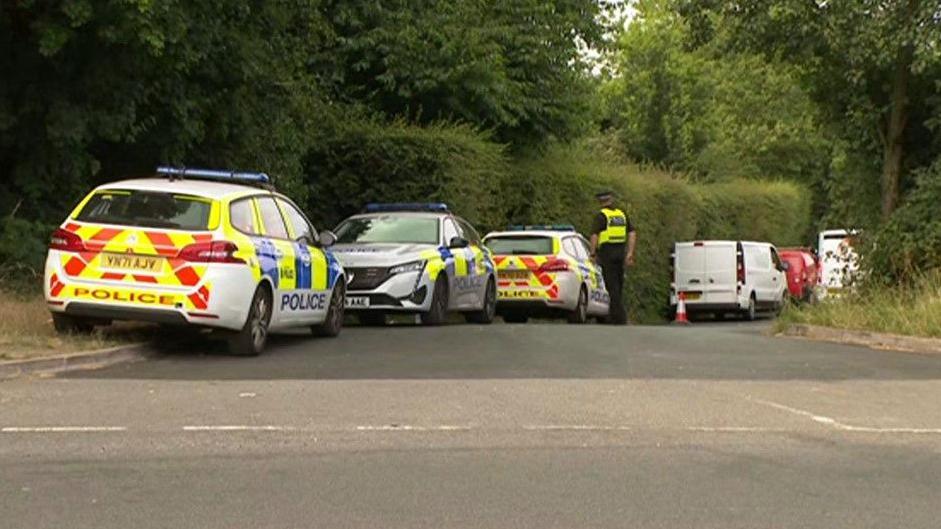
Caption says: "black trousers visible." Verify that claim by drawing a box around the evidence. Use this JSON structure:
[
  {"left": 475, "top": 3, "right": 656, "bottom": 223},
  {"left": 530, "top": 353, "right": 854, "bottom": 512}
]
[{"left": 600, "top": 255, "right": 627, "bottom": 324}]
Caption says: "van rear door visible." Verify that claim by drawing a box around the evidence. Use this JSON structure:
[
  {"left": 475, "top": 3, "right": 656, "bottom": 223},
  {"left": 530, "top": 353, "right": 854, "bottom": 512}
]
[{"left": 674, "top": 241, "right": 737, "bottom": 304}]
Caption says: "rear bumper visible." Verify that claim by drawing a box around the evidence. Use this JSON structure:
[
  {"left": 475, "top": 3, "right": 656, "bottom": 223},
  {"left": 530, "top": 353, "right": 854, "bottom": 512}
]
[
  {"left": 675, "top": 302, "right": 744, "bottom": 313},
  {"left": 44, "top": 251, "right": 254, "bottom": 330},
  {"left": 495, "top": 272, "right": 580, "bottom": 311}
]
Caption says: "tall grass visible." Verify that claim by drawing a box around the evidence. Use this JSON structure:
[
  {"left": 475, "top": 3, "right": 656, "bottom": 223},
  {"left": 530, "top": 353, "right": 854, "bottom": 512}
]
[{"left": 776, "top": 271, "right": 941, "bottom": 338}]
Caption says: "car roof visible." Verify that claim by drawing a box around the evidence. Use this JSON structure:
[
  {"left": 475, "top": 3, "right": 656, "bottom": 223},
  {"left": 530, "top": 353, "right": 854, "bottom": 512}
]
[
  {"left": 94, "top": 178, "right": 265, "bottom": 200},
  {"left": 344, "top": 211, "right": 452, "bottom": 221},
  {"left": 484, "top": 230, "right": 578, "bottom": 239}
]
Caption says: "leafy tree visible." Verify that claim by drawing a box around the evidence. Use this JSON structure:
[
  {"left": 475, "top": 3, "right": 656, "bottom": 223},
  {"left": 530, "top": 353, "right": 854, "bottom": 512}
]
[
  {"left": 322, "top": 0, "right": 612, "bottom": 146},
  {"left": 683, "top": 0, "right": 941, "bottom": 220}
]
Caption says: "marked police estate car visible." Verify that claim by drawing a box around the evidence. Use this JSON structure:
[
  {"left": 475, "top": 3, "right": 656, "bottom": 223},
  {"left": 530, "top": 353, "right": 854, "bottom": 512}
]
[
  {"left": 483, "top": 225, "right": 610, "bottom": 324},
  {"left": 44, "top": 167, "right": 345, "bottom": 356},
  {"left": 332, "top": 203, "right": 497, "bottom": 325}
]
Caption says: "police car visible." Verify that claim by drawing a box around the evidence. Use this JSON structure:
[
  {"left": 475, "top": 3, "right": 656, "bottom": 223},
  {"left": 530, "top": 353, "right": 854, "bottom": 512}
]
[
  {"left": 332, "top": 203, "right": 497, "bottom": 325},
  {"left": 44, "top": 167, "right": 346, "bottom": 356},
  {"left": 483, "top": 225, "right": 610, "bottom": 323}
]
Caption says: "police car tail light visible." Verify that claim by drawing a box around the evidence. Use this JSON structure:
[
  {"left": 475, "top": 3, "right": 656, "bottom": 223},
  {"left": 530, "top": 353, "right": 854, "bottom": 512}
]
[
  {"left": 178, "top": 241, "right": 245, "bottom": 264},
  {"left": 49, "top": 228, "right": 85, "bottom": 252},
  {"left": 538, "top": 259, "right": 569, "bottom": 273}
]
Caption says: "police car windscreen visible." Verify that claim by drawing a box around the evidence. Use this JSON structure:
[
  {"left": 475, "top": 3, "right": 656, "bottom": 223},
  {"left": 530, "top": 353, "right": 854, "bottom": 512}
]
[
  {"left": 335, "top": 216, "right": 439, "bottom": 244},
  {"left": 485, "top": 236, "right": 553, "bottom": 255},
  {"left": 75, "top": 190, "right": 212, "bottom": 230}
]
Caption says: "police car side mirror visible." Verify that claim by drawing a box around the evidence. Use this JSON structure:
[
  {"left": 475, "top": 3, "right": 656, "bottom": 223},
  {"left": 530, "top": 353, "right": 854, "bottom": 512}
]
[
  {"left": 780, "top": 261, "right": 790, "bottom": 272},
  {"left": 318, "top": 230, "right": 337, "bottom": 248},
  {"left": 449, "top": 236, "right": 470, "bottom": 249}
]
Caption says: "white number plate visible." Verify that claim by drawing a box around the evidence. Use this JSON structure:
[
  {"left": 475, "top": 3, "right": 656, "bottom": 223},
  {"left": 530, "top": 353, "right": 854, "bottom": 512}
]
[{"left": 345, "top": 296, "right": 370, "bottom": 308}]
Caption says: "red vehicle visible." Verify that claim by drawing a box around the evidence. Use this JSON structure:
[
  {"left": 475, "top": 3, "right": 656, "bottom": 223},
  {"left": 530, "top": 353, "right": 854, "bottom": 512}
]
[{"left": 779, "top": 247, "right": 820, "bottom": 302}]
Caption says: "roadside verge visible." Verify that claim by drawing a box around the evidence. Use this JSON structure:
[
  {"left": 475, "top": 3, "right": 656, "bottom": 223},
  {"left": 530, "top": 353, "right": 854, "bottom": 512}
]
[
  {"left": 0, "top": 343, "right": 152, "bottom": 380},
  {"left": 781, "top": 324, "right": 941, "bottom": 355}
]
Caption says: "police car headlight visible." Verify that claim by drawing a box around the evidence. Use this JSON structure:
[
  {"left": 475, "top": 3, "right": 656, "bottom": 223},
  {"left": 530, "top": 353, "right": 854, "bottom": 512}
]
[{"left": 389, "top": 260, "right": 425, "bottom": 275}]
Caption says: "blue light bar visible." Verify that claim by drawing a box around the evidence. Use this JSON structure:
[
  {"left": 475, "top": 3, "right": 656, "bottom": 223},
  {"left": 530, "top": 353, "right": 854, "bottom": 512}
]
[
  {"left": 508, "top": 224, "right": 576, "bottom": 232},
  {"left": 364, "top": 203, "right": 449, "bottom": 213},
  {"left": 156, "top": 166, "right": 271, "bottom": 184}
]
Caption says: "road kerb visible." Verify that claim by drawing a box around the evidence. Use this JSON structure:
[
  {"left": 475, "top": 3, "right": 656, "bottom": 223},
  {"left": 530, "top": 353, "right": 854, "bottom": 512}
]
[
  {"left": 781, "top": 324, "right": 941, "bottom": 355},
  {"left": 0, "top": 343, "right": 152, "bottom": 380}
]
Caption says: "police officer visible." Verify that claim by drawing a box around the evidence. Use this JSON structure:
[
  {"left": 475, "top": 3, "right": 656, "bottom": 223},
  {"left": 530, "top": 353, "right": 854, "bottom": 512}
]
[{"left": 589, "top": 191, "right": 636, "bottom": 324}]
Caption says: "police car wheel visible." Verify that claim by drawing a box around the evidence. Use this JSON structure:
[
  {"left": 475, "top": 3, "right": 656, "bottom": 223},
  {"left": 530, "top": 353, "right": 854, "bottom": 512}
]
[
  {"left": 420, "top": 277, "right": 449, "bottom": 326},
  {"left": 567, "top": 287, "right": 588, "bottom": 324},
  {"left": 465, "top": 277, "right": 496, "bottom": 324},
  {"left": 52, "top": 313, "right": 96, "bottom": 334},
  {"left": 312, "top": 281, "right": 345, "bottom": 338},
  {"left": 229, "top": 286, "right": 272, "bottom": 356}
]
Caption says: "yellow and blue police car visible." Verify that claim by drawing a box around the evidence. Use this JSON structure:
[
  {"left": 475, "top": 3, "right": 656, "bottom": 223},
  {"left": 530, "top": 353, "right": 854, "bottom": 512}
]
[
  {"left": 483, "top": 225, "right": 610, "bottom": 324},
  {"left": 332, "top": 204, "right": 496, "bottom": 325},
  {"left": 44, "top": 167, "right": 345, "bottom": 356}
]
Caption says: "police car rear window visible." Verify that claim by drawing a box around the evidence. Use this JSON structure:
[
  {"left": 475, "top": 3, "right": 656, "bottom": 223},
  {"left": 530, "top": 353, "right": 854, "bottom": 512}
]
[
  {"left": 335, "top": 216, "right": 439, "bottom": 245},
  {"left": 75, "top": 190, "right": 212, "bottom": 230},
  {"left": 485, "top": 236, "right": 554, "bottom": 255}
]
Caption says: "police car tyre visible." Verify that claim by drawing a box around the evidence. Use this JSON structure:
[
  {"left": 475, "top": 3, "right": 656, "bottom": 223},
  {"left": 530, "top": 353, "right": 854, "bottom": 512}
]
[
  {"left": 465, "top": 277, "right": 497, "bottom": 324},
  {"left": 52, "top": 313, "right": 96, "bottom": 334},
  {"left": 312, "top": 280, "right": 345, "bottom": 338},
  {"left": 358, "top": 312, "right": 386, "bottom": 326},
  {"left": 420, "top": 277, "right": 449, "bottom": 326},
  {"left": 567, "top": 286, "right": 589, "bottom": 324},
  {"left": 228, "top": 285, "right": 272, "bottom": 356}
]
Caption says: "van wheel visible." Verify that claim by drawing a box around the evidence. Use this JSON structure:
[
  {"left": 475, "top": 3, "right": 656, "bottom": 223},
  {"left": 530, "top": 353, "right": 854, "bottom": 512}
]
[
  {"left": 421, "top": 277, "right": 449, "bottom": 326},
  {"left": 567, "top": 287, "right": 588, "bottom": 324},
  {"left": 744, "top": 295, "right": 757, "bottom": 321},
  {"left": 465, "top": 277, "right": 496, "bottom": 324},
  {"left": 228, "top": 285, "right": 272, "bottom": 356},
  {"left": 312, "top": 281, "right": 345, "bottom": 337},
  {"left": 52, "top": 313, "right": 96, "bottom": 334}
]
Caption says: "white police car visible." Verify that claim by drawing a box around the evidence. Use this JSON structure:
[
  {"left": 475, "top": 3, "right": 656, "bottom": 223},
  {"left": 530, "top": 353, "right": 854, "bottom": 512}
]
[
  {"left": 483, "top": 225, "right": 610, "bottom": 323},
  {"left": 44, "top": 166, "right": 346, "bottom": 356},
  {"left": 332, "top": 203, "right": 497, "bottom": 325}
]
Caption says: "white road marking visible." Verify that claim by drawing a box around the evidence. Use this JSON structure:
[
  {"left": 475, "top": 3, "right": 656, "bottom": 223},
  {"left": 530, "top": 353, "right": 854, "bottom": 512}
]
[
  {"left": 182, "top": 425, "right": 293, "bottom": 432},
  {"left": 1, "top": 426, "right": 126, "bottom": 433},
  {"left": 749, "top": 397, "right": 941, "bottom": 434},
  {"left": 686, "top": 426, "right": 786, "bottom": 433},
  {"left": 355, "top": 425, "right": 471, "bottom": 432},
  {"left": 523, "top": 425, "right": 633, "bottom": 431}
]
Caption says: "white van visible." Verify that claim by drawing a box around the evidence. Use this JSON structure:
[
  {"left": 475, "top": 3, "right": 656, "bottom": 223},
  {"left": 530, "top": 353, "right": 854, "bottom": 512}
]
[
  {"left": 670, "top": 241, "right": 788, "bottom": 320},
  {"left": 817, "top": 229, "right": 859, "bottom": 296}
]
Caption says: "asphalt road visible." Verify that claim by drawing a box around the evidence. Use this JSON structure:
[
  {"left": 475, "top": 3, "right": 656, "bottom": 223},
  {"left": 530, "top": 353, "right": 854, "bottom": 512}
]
[{"left": 3, "top": 321, "right": 941, "bottom": 528}]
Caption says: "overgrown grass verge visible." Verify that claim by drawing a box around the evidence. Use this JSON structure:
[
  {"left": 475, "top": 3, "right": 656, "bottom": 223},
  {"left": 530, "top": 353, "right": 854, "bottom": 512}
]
[
  {"left": 0, "top": 293, "right": 152, "bottom": 361},
  {"left": 775, "top": 272, "right": 941, "bottom": 338}
]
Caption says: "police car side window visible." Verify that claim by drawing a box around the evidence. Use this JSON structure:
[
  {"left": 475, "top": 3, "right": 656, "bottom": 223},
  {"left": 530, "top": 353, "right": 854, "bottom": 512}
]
[
  {"left": 230, "top": 199, "right": 259, "bottom": 235},
  {"left": 256, "top": 196, "right": 290, "bottom": 239},
  {"left": 277, "top": 198, "right": 315, "bottom": 243},
  {"left": 573, "top": 237, "right": 592, "bottom": 260},
  {"left": 443, "top": 219, "right": 460, "bottom": 245},
  {"left": 562, "top": 238, "right": 580, "bottom": 259},
  {"left": 456, "top": 218, "right": 481, "bottom": 244}
]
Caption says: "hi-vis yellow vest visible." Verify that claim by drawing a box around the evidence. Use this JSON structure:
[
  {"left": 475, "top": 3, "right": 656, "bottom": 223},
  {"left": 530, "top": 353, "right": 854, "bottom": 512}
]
[{"left": 599, "top": 208, "right": 628, "bottom": 245}]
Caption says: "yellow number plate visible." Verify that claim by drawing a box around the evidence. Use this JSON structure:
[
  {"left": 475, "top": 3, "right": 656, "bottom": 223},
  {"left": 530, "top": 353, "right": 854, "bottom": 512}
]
[
  {"left": 683, "top": 292, "right": 702, "bottom": 301},
  {"left": 499, "top": 270, "right": 530, "bottom": 280},
  {"left": 102, "top": 253, "right": 163, "bottom": 273}
]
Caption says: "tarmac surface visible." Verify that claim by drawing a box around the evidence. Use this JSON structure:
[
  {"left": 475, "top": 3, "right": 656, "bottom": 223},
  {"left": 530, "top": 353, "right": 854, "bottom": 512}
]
[{"left": 3, "top": 320, "right": 941, "bottom": 528}]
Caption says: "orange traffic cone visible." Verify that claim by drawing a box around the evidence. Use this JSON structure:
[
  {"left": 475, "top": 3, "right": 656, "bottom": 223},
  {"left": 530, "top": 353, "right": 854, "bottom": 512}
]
[{"left": 673, "top": 292, "right": 690, "bottom": 325}]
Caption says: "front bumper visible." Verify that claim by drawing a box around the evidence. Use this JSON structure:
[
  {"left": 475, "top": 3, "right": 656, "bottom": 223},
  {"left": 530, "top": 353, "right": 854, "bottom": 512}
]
[{"left": 345, "top": 270, "right": 434, "bottom": 312}]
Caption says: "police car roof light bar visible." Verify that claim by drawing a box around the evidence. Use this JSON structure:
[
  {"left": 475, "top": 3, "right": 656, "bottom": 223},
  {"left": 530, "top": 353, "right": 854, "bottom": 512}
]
[
  {"left": 156, "top": 166, "right": 271, "bottom": 184},
  {"left": 364, "top": 203, "right": 449, "bottom": 213},
  {"left": 508, "top": 224, "right": 576, "bottom": 232}
]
